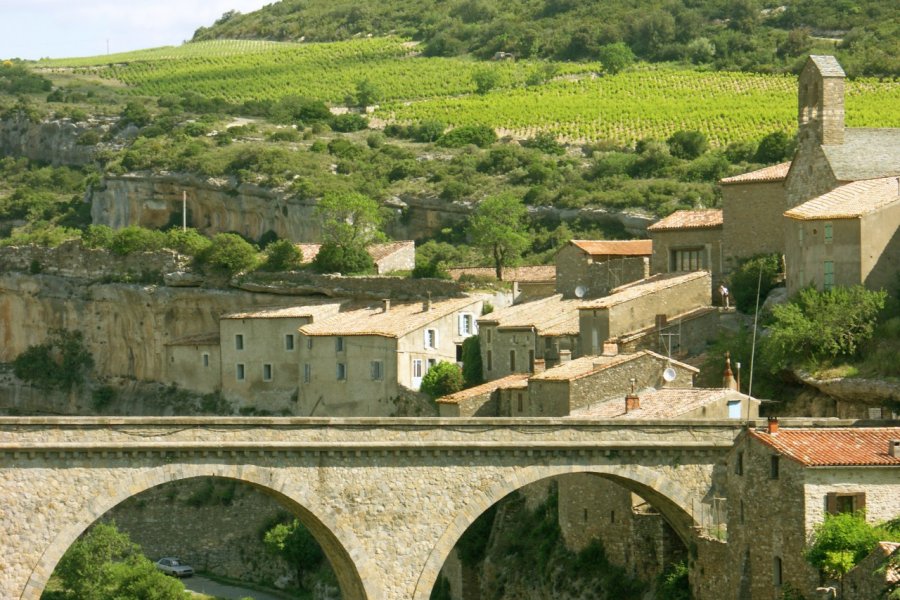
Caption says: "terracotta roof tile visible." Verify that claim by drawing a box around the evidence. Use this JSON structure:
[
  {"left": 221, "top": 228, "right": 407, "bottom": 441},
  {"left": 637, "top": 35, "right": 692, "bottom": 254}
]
[
  {"left": 579, "top": 271, "right": 709, "bottom": 309},
  {"left": 570, "top": 388, "right": 750, "bottom": 419},
  {"left": 478, "top": 294, "right": 582, "bottom": 336},
  {"left": 720, "top": 162, "right": 791, "bottom": 185},
  {"left": 749, "top": 427, "right": 900, "bottom": 467},
  {"left": 437, "top": 374, "right": 530, "bottom": 404},
  {"left": 647, "top": 210, "right": 723, "bottom": 231},
  {"left": 531, "top": 350, "right": 698, "bottom": 382},
  {"left": 300, "top": 296, "right": 480, "bottom": 338},
  {"left": 784, "top": 177, "right": 900, "bottom": 220},
  {"left": 570, "top": 240, "right": 652, "bottom": 256},
  {"left": 222, "top": 301, "right": 345, "bottom": 320}
]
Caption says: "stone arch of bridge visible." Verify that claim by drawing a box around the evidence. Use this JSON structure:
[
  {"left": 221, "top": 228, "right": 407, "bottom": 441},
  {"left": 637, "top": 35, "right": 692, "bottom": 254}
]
[
  {"left": 20, "top": 463, "right": 380, "bottom": 600},
  {"left": 411, "top": 463, "right": 702, "bottom": 600}
]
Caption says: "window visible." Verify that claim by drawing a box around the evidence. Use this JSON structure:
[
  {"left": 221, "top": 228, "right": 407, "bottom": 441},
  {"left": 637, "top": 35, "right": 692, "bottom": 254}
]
[
  {"left": 486, "top": 350, "right": 493, "bottom": 371},
  {"left": 509, "top": 350, "right": 516, "bottom": 372},
  {"left": 528, "top": 350, "right": 534, "bottom": 372},
  {"left": 285, "top": 334, "right": 294, "bottom": 351},
  {"left": 672, "top": 248, "right": 704, "bottom": 272},
  {"left": 770, "top": 455, "right": 780, "bottom": 479},
  {"left": 263, "top": 364, "right": 272, "bottom": 381},
  {"left": 823, "top": 261, "right": 834, "bottom": 291},
  {"left": 336, "top": 363, "right": 346, "bottom": 381},
  {"left": 798, "top": 226, "right": 804, "bottom": 243},
  {"left": 307, "top": 337, "right": 313, "bottom": 350},
  {"left": 202, "top": 353, "right": 209, "bottom": 368},
  {"left": 235, "top": 334, "right": 244, "bottom": 350},
  {"left": 371, "top": 361, "right": 383, "bottom": 381},
  {"left": 773, "top": 557, "right": 782, "bottom": 587},
  {"left": 459, "top": 313, "right": 475, "bottom": 336},
  {"left": 236, "top": 363, "right": 245, "bottom": 381},
  {"left": 456, "top": 344, "right": 463, "bottom": 362},
  {"left": 486, "top": 328, "right": 491, "bottom": 344},
  {"left": 739, "top": 500, "right": 745, "bottom": 525},
  {"left": 335, "top": 336, "right": 344, "bottom": 352},
  {"left": 412, "top": 359, "right": 423, "bottom": 379},
  {"left": 824, "top": 222, "right": 833, "bottom": 244},
  {"left": 826, "top": 492, "right": 866, "bottom": 515},
  {"left": 303, "top": 363, "right": 311, "bottom": 383},
  {"left": 517, "top": 393, "right": 523, "bottom": 412},
  {"left": 425, "top": 329, "right": 438, "bottom": 349},
  {"left": 735, "top": 451, "right": 744, "bottom": 476}
]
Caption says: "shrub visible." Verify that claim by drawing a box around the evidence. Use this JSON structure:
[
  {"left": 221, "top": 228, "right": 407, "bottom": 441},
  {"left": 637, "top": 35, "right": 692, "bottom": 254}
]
[
  {"left": 311, "top": 242, "right": 374, "bottom": 275},
  {"left": 522, "top": 132, "right": 565, "bottom": 155},
  {"left": 330, "top": 113, "right": 368, "bottom": 132},
  {"left": 597, "top": 42, "right": 635, "bottom": 74},
  {"left": 262, "top": 239, "right": 302, "bottom": 271},
  {"left": 420, "top": 361, "right": 464, "bottom": 399},
  {"left": 108, "top": 226, "right": 166, "bottom": 255},
  {"left": 412, "top": 120, "right": 446, "bottom": 143},
  {"left": 267, "top": 128, "right": 300, "bottom": 143},
  {"left": 165, "top": 228, "right": 212, "bottom": 256},
  {"left": 199, "top": 233, "right": 259, "bottom": 275},
  {"left": 472, "top": 68, "right": 501, "bottom": 95},
  {"left": 805, "top": 512, "right": 900, "bottom": 583},
  {"left": 438, "top": 125, "right": 497, "bottom": 148},
  {"left": 13, "top": 329, "right": 93, "bottom": 391},
  {"left": 667, "top": 130, "right": 709, "bottom": 159},
  {"left": 461, "top": 335, "right": 484, "bottom": 387},
  {"left": 729, "top": 253, "right": 782, "bottom": 313},
  {"left": 754, "top": 131, "right": 795, "bottom": 163},
  {"left": 81, "top": 224, "right": 115, "bottom": 249}
]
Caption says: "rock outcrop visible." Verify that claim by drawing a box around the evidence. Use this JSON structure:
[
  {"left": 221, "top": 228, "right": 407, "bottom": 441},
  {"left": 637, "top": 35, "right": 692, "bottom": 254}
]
[{"left": 0, "top": 115, "right": 106, "bottom": 166}]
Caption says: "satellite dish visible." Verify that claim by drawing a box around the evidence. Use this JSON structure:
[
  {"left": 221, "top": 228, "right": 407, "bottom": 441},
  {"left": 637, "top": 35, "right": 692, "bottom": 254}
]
[
  {"left": 574, "top": 285, "right": 587, "bottom": 298},
  {"left": 662, "top": 367, "right": 677, "bottom": 382}
]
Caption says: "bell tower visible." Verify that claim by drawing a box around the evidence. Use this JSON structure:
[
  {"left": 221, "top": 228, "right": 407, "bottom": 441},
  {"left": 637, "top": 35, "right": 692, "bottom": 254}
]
[{"left": 798, "top": 55, "right": 845, "bottom": 145}]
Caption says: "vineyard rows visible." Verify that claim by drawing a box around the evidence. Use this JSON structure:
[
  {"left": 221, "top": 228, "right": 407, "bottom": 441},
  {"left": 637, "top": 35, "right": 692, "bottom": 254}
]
[{"left": 35, "top": 38, "right": 900, "bottom": 147}]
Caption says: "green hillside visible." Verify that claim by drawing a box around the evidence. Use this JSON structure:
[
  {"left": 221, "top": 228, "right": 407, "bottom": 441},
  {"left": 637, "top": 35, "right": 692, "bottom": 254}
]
[{"left": 190, "top": 0, "right": 899, "bottom": 77}]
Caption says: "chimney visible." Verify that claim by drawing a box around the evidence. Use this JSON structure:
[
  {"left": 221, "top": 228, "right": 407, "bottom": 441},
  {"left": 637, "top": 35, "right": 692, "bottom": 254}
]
[
  {"left": 533, "top": 359, "right": 546, "bottom": 374},
  {"left": 723, "top": 351, "right": 738, "bottom": 391},
  {"left": 423, "top": 292, "right": 432, "bottom": 312},
  {"left": 767, "top": 416, "right": 779, "bottom": 434},
  {"left": 382, "top": 299, "right": 391, "bottom": 313},
  {"left": 602, "top": 342, "right": 618, "bottom": 356},
  {"left": 559, "top": 349, "right": 572, "bottom": 364},
  {"left": 625, "top": 378, "right": 640, "bottom": 413},
  {"left": 889, "top": 440, "right": 900, "bottom": 458}
]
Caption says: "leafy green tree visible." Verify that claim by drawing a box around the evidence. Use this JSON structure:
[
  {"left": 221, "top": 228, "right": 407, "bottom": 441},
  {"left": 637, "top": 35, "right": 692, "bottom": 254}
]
[
  {"left": 461, "top": 335, "right": 484, "bottom": 387},
  {"left": 729, "top": 253, "right": 782, "bottom": 314},
  {"left": 468, "top": 194, "right": 530, "bottom": 278},
  {"left": 118, "top": 101, "right": 152, "bottom": 128},
  {"left": 263, "top": 239, "right": 302, "bottom": 271},
  {"left": 316, "top": 191, "right": 386, "bottom": 249},
  {"left": 472, "top": 68, "right": 501, "bottom": 95},
  {"left": 263, "top": 519, "right": 325, "bottom": 588},
  {"left": 597, "top": 42, "right": 635, "bottom": 75},
  {"left": 81, "top": 224, "right": 115, "bottom": 249},
  {"left": 52, "top": 522, "right": 185, "bottom": 600},
  {"left": 437, "top": 124, "right": 497, "bottom": 148},
  {"left": 109, "top": 226, "right": 167, "bottom": 255},
  {"left": 311, "top": 242, "right": 374, "bottom": 274},
  {"left": 354, "top": 78, "right": 381, "bottom": 107},
  {"left": 420, "top": 361, "right": 464, "bottom": 399},
  {"left": 165, "top": 228, "right": 212, "bottom": 257},
  {"left": 763, "top": 286, "right": 887, "bottom": 372},
  {"left": 667, "top": 130, "right": 709, "bottom": 159},
  {"left": 198, "top": 233, "right": 259, "bottom": 275},
  {"left": 754, "top": 131, "right": 795, "bottom": 163},
  {"left": 13, "top": 329, "right": 93, "bottom": 391}
]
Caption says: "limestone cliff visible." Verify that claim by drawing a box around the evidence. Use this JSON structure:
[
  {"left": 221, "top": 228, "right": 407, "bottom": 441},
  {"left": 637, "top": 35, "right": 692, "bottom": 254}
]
[{"left": 0, "top": 115, "right": 107, "bottom": 166}]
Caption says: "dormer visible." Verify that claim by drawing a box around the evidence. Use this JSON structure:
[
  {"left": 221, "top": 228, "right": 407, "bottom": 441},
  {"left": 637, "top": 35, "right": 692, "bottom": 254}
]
[{"left": 798, "top": 55, "right": 845, "bottom": 145}]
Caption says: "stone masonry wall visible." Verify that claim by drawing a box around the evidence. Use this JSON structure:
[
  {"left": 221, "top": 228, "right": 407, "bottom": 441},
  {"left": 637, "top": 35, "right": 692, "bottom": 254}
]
[{"left": 721, "top": 181, "right": 786, "bottom": 272}]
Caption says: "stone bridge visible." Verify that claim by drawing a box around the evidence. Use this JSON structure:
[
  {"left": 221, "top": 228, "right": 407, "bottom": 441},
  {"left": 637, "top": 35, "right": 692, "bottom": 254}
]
[{"left": 0, "top": 417, "right": 744, "bottom": 599}]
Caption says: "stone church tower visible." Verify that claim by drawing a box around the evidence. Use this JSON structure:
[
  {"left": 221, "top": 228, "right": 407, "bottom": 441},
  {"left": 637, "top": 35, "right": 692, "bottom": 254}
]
[{"left": 797, "top": 55, "right": 845, "bottom": 145}]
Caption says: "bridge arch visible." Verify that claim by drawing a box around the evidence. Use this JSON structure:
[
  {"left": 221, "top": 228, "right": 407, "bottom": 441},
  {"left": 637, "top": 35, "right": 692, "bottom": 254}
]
[
  {"left": 20, "top": 463, "right": 380, "bottom": 600},
  {"left": 412, "top": 463, "right": 701, "bottom": 600}
]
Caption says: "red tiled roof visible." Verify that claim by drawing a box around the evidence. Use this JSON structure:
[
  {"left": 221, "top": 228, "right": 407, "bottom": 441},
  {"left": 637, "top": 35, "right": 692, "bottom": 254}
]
[
  {"left": 720, "top": 162, "right": 791, "bottom": 185},
  {"left": 447, "top": 265, "right": 556, "bottom": 282},
  {"left": 784, "top": 177, "right": 900, "bottom": 220},
  {"left": 570, "top": 388, "right": 751, "bottom": 419},
  {"left": 437, "top": 374, "right": 530, "bottom": 404},
  {"left": 749, "top": 427, "right": 900, "bottom": 467},
  {"left": 570, "top": 240, "right": 652, "bottom": 256},
  {"left": 647, "top": 210, "right": 723, "bottom": 232}
]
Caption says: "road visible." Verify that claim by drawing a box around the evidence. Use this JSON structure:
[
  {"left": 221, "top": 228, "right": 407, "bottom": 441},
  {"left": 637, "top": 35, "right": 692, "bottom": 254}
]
[{"left": 182, "top": 575, "right": 288, "bottom": 600}]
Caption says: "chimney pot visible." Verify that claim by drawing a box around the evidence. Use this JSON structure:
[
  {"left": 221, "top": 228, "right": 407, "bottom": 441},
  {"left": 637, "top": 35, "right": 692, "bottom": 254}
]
[
  {"left": 602, "top": 342, "right": 618, "bottom": 356},
  {"left": 423, "top": 292, "right": 432, "bottom": 312},
  {"left": 625, "top": 392, "right": 641, "bottom": 413},
  {"left": 382, "top": 299, "right": 391, "bottom": 313},
  {"left": 723, "top": 351, "right": 738, "bottom": 391},
  {"left": 558, "top": 349, "right": 572, "bottom": 364},
  {"left": 533, "top": 359, "right": 546, "bottom": 374},
  {"left": 767, "top": 416, "right": 779, "bottom": 434},
  {"left": 889, "top": 439, "right": 900, "bottom": 458}
]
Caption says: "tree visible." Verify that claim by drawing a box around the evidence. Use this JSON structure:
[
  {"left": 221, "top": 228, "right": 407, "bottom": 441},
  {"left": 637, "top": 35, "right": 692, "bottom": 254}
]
[
  {"left": 53, "top": 522, "right": 185, "bottom": 600},
  {"left": 354, "top": 78, "right": 381, "bottom": 108},
  {"left": 597, "top": 42, "right": 635, "bottom": 75},
  {"left": 472, "top": 68, "right": 501, "bottom": 95},
  {"left": 754, "top": 131, "right": 795, "bottom": 163},
  {"left": 461, "top": 335, "right": 484, "bottom": 387},
  {"left": 667, "top": 130, "right": 709, "bottom": 159},
  {"left": 420, "top": 361, "right": 464, "bottom": 399},
  {"left": 311, "top": 242, "right": 374, "bottom": 275},
  {"left": 13, "top": 329, "right": 93, "bottom": 391},
  {"left": 728, "top": 253, "right": 781, "bottom": 314},
  {"left": 262, "top": 239, "right": 302, "bottom": 271},
  {"left": 763, "top": 285, "right": 886, "bottom": 372},
  {"left": 468, "top": 194, "right": 530, "bottom": 279},
  {"left": 198, "top": 233, "right": 259, "bottom": 275},
  {"left": 263, "top": 519, "right": 325, "bottom": 588},
  {"left": 316, "top": 191, "right": 385, "bottom": 250}
]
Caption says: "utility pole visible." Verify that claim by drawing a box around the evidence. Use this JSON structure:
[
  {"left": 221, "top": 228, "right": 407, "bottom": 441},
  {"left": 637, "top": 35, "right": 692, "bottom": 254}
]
[{"left": 182, "top": 191, "right": 187, "bottom": 231}]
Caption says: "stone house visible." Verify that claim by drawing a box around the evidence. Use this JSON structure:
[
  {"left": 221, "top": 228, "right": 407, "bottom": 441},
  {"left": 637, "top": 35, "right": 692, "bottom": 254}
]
[
  {"left": 296, "top": 296, "right": 482, "bottom": 416},
  {"left": 218, "top": 303, "right": 344, "bottom": 411},
  {"left": 646, "top": 209, "right": 724, "bottom": 293},
  {"left": 478, "top": 294, "right": 584, "bottom": 381},
  {"left": 555, "top": 239, "right": 651, "bottom": 299},
  {"left": 436, "top": 373, "right": 529, "bottom": 417},
  {"left": 519, "top": 350, "right": 698, "bottom": 417},
  {"left": 783, "top": 176, "right": 900, "bottom": 293},
  {"left": 163, "top": 333, "right": 221, "bottom": 394},
  {"left": 448, "top": 265, "right": 557, "bottom": 301},
  {"left": 569, "top": 387, "right": 759, "bottom": 421},
  {"left": 577, "top": 271, "right": 713, "bottom": 356},
  {"left": 297, "top": 240, "right": 415, "bottom": 274},
  {"left": 725, "top": 423, "right": 900, "bottom": 599}
]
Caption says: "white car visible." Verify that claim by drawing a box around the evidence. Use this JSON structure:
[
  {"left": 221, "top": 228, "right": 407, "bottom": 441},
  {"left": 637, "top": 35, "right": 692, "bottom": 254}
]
[{"left": 155, "top": 557, "right": 194, "bottom": 578}]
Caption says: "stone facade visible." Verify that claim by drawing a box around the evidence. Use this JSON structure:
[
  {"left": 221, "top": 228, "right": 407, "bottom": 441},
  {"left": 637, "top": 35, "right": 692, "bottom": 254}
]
[
  {"left": 554, "top": 241, "right": 650, "bottom": 300},
  {"left": 720, "top": 178, "right": 787, "bottom": 273},
  {"left": 0, "top": 417, "right": 746, "bottom": 600},
  {"left": 647, "top": 215, "right": 724, "bottom": 292},
  {"left": 164, "top": 335, "right": 221, "bottom": 394}
]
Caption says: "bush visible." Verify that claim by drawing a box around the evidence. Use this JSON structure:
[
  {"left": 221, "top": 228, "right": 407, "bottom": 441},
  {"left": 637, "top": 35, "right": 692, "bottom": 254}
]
[
  {"left": 763, "top": 285, "right": 887, "bottom": 372},
  {"left": 199, "top": 233, "right": 259, "bottom": 275},
  {"left": 420, "top": 361, "right": 464, "bottom": 399},
  {"left": 472, "top": 68, "right": 501, "bottom": 94},
  {"left": 656, "top": 561, "right": 692, "bottom": 600},
  {"left": 165, "top": 228, "right": 212, "bottom": 256},
  {"left": 522, "top": 132, "right": 565, "bottom": 155},
  {"left": 108, "top": 226, "right": 166, "bottom": 255},
  {"left": 667, "top": 130, "right": 709, "bottom": 159},
  {"left": 754, "top": 130, "right": 795, "bottom": 163},
  {"left": 438, "top": 125, "right": 497, "bottom": 148},
  {"left": 262, "top": 239, "right": 302, "bottom": 271},
  {"left": 330, "top": 113, "right": 368, "bottom": 132},
  {"left": 81, "top": 224, "right": 115, "bottom": 249},
  {"left": 729, "top": 254, "right": 782, "bottom": 313},
  {"left": 412, "top": 120, "right": 446, "bottom": 143},
  {"left": 13, "top": 329, "right": 93, "bottom": 391},
  {"left": 805, "top": 512, "right": 900, "bottom": 582},
  {"left": 311, "top": 242, "right": 374, "bottom": 275},
  {"left": 461, "top": 335, "right": 484, "bottom": 387}
]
